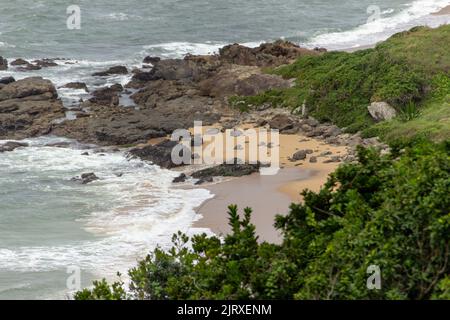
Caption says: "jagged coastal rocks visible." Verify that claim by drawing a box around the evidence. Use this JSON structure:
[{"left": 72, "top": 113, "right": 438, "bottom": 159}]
[
  {"left": 0, "top": 77, "right": 65, "bottom": 139},
  {"left": 1, "top": 41, "right": 389, "bottom": 168}
]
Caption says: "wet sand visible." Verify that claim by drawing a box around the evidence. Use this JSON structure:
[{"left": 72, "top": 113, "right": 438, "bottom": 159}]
[
  {"left": 194, "top": 167, "right": 313, "bottom": 244},
  {"left": 193, "top": 131, "right": 349, "bottom": 243}
]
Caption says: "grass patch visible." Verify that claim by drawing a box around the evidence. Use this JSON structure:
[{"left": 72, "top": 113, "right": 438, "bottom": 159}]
[{"left": 233, "top": 25, "right": 450, "bottom": 142}]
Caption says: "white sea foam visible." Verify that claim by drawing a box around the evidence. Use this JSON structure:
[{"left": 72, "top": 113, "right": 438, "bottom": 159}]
[
  {"left": 305, "top": 0, "right": 450, "bottom": 50},
  {"left": 0, "top": 137, "right": 214, "bottom": 277}
]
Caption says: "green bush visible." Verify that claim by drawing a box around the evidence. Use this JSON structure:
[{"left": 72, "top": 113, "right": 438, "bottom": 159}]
[
  {"left": 76, "top": 141, "right": 450, "bottom": 300},
  {"left": 233, "top": 25, "right": 450, "bottom": 141}
]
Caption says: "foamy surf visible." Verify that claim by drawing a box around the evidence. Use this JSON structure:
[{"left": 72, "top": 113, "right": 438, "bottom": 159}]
[{"left": 0, "top": 137, "right": 213, "bottom": 298}]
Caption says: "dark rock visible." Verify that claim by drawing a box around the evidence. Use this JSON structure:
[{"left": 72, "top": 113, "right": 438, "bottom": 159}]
[
  {"left": 0, "top": 56, "right": 7, "bottom": 70},
  {"left": 323, "top": 156, "right": 341, "bottom": 163},
  {"left": 320, "top": 151, "right": 333, "bottom": 156},
  {"left": 128, "top": 140, "right": 190, "bottom": 169},
  {"left": 218, "top": 40, "right": 321, "bottom": 67},
  {"left": 143, "top": 56, "right": 161, "bottom": 64},
  {"left": 45, "top": 141, "right": 71, "bottom": 148},
  {"left": 194, "top": 176, "right": 214, "bottom": 185},
  {"left": 291, "top": 150, "right": 308, "bottom": 161},
  {"left": 199, "top": 70, "right": 292, "bottom": 98},
  {"left": 61, "top": 82, "right": 89, "bottom": 92},
  {"left": 0, "top": 77, "right": 65, "bottom": 139},
  {"left": 72, "top": 172, "right": 99, "bottom": 184},
  {"left": 191, "top": 161, "right": 259, "bottom": 179},
  {"left": 0, "top": 141, "right": 29, "bottom": 152},
  {"left": 268, "top": 114, "right": 294, "bottom": 131},
  {"left": 81, "top": 152, "right": 89, "bottom": 156},
  {"left": 309, "top": 156, "right": 318, "bottom": 163},
  {"left": 92, "top": 66, "right": 128, "bottom": 77},
  {"left": 0, "top": 77, "right": 15, "bottom": 85},
  {"left": 10, "top": 58, "right": 29, "bottom": 66},
  {"left": 304, "top": 118, "right": 320, "bottom": 127},
  {"left": 89, "top": 84, "right": 123, "bottom": 106},
  {"left": 0, "top": 77, "right": 57, "bottom": 101},
  {"left": 33, "top": 59, "right": 58, "bottom": 68},
  {"left": 172, "top": 173, "right": 187, "bottom": 183},
  {"left": 322, "top": 125, "right": 341, "bottom": 138}
]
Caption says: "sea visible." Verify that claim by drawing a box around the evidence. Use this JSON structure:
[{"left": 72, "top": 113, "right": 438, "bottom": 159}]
[{"left": 0, "top": 0, "right": 449, "bottom": 299}]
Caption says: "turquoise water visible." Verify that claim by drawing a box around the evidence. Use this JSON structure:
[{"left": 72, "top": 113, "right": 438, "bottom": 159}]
[{"left": 0, "top": 0, "right": 449, "bottom": 300}]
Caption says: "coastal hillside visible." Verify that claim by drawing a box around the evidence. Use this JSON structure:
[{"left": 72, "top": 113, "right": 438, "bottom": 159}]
[
  {"left": 75, "top": 26, "right": 450, "bottom": 301},
  {"left": 232, "top": 25, "right": 450, "bottom": 146}
]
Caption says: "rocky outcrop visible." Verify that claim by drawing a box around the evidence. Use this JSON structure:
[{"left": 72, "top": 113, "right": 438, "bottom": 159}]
[
  {"left": 71, "top": 172, "right": 99, "bottom": 184},
  {"left": 0, "top": 141, "right": 29, "bottom": 152},
  {"left": 33, "top": 59, "right": 58, "bottom": 68},
  {"left": 199, "top": 66, "right": 292, "bottom": 98},
  {"left": 9, "top": 58, "right": 53, "bottom": 71},
  {"left": 143, "top": 56, "right": 161, "bottom": 65},
  {"left": 218, "top": 40, "right": 322, "bottom": 67},
  {"left": 191, "top": 161, "right": 260, "bottom": 180},
  {"left": 368, "top": 102, "right": 397, "bottom": 121},
  {"left": 61, "top": 82, "right": 89, "bottom": 92},
  {"left": 0, "top": 57, "right": 7, "bottom": 70},
  {"left": 128, "top": 140, "right": 189, "bottom": 169},
  {"left": 0, "top": 77, "right": 15, "bottom": 85},
  {"left": 0, "top": 77, "right": 65, "bottom": 139},
  {"left": 89, "top": 84, "right": 123, "bottom": 106},
  {"left": 92, "top": 66, "right": 128, "bottom": 76}
]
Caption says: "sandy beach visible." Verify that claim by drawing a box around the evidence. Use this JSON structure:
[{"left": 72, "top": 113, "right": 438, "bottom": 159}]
[{"left": 193, "top": 130, "right": 349, "bottom": 243}]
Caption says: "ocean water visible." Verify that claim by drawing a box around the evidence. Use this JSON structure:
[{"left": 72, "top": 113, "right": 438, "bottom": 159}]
[{"left": 0, "top": 0, "right": 450, "bottom": 299}]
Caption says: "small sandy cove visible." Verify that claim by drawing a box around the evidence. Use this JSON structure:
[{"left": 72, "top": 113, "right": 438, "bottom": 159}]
[{"left": 191, "top": 128, "right": 348, "bottom": 243}]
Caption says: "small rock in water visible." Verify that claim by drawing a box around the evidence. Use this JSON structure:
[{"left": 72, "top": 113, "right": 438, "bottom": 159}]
[
  {"left": 0, "top": 76, "right": 15, "bottom": 85},
  {"left": 172, "top": 173, "right": 187, "bottom": 183}
]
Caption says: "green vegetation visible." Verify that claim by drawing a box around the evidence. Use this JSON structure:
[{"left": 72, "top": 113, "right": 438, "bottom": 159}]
[
  {"left": 231, "top": 25, "right": 450, "bottom": 143},
  {"left": 76, "top": 141, "right": 449, "bottom": 300}
]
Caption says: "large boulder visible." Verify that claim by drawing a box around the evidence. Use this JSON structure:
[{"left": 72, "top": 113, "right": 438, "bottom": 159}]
[
  {"left": 128, "top": 140, "right": 190, "bottom": 169},
  {"left": 0, "top": 77, "right": 64, "bottom": 139},
  {"left": 0, "top": 56, "right": 8, "bottom": 70},
  {"left": 132, "top": 55, "right": 221, "bottom": 84},
  {"left": 0, "top": 77, "right": 57, "bottom": 101},
  {"left": 368, "top": 102, "right": 397, "bottom": 121},
  {"left": 61, "top": 82, "right": 89, "bottom": 92}
]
